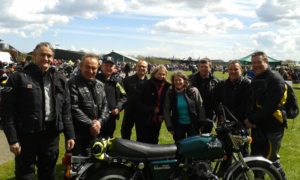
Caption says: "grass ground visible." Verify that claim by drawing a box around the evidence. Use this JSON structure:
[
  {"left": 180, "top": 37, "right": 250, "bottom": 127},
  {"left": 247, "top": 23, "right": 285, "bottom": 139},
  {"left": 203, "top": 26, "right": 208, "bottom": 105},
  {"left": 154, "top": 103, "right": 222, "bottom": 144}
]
[{"left": 0, "top": 71, "right": 300, "bottom": 179}]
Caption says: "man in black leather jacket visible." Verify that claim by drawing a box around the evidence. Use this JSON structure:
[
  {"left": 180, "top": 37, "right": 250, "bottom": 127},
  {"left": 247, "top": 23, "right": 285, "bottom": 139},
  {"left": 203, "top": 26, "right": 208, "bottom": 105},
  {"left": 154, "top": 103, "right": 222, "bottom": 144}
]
[
  {"left": 244, "top": 51, "right": 287, "bottom": 179},
  {"left": 68, "top": 54, "right": 109, "bottom": 156},
  {"left": 96, "top": 57, "right": 127, "bottom": 138},
  {"left": 1, "top": 42, "right": 75, "bottom": 180}
]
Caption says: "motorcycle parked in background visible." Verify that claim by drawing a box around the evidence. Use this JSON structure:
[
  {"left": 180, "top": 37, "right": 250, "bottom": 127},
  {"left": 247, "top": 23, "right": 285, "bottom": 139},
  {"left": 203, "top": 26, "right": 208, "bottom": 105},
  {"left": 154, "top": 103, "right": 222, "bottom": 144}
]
[{"left": 63, "top": 112, "right": 282, "bottom": 180}]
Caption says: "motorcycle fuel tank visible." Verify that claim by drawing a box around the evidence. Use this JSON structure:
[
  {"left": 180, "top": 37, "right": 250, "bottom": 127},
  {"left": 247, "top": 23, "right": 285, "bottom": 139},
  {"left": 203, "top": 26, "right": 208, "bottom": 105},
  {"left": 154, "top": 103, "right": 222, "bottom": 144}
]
[{"left": 177, "top": 135, "right": 224, "bottom": 160}]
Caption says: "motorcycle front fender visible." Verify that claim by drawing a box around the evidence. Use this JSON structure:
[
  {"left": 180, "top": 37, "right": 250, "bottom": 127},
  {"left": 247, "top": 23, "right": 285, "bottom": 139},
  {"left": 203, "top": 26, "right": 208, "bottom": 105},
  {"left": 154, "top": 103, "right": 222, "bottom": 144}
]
[
  {"left": 223, "top": 156, "right": 273, "bottom": 179},
  {"left": 72, "top": 162, "right": 94, "bottom": 180}
]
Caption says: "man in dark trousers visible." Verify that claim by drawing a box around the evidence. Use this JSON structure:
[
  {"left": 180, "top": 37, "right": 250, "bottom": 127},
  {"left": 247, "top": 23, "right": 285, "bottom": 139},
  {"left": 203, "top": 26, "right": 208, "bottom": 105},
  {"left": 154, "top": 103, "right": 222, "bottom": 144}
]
[
  {"left": 121, "top": 60, "right": 148, "bottom": 140},
  {"left": 68, "top": 54, "right": 109, "bottom": 156},
  {"left": 96, "top": 56, "right": 127, "bottom": 138},
  {"left": 123, "top": 62, "right": 132, "bottom": 77},
  {"left": 244, "top": 51, "right": 287, "bottom": 179},
  {"left": 189, "top": 58, "right": 218, "bottom": 132},
  {"left": 1, "top": 42, "right": 75, "bottom": 180}
]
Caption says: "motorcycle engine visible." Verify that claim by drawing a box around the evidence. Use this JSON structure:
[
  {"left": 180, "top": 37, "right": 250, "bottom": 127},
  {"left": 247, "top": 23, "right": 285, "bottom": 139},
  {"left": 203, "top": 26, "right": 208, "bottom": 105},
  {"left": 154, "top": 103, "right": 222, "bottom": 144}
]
[
  {"left": 189, "top": 160, "right": 213, "bottom": 179},
  {"left": 171, "top": 160, "right": 215, "bottom": 180}
]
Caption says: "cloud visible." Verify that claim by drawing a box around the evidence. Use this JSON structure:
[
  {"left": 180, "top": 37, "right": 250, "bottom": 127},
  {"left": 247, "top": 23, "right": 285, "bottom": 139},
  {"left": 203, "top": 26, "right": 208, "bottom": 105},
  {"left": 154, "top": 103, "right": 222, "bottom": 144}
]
[
  {"left": 275, "top": 19, "right": 298, "bottom": 27},
  {"left": 0, "top": 0, "right": 253, "bottom": 38},
  {"left": 256, "top": 0, "right": 300, "bottom": 22},
  {"left": 49, "top": 0, "right": 126, "bottom": 18},
  {"left": 181, "top": 0, "right": 222, "bottom": 9},
  {"left": 154, "top": 15, "right": 243, "bottom": 34},
  {"left": 154, "top": 18, "right": 202, "bottom": 34},
  {"left": 66, "top": 44, "right": 99, "bottom": 54},
  {"left": 125, "top": 0, "right": 259, "bottom": 19},
  {"left": 0, "top": 28, "right": 28, "bottom": 38},
  {"left": 250, "top": 22, "right": 269, "bottom": 29},
  {"left": 0, "top": 0, "right": 70, "bottom": 37},
  {"left": 252, "top": 31, "right": 281, "bottom": 48},
  {"left": 0, "top": 0, "right": 126, "bottom": 37},
  {"left": 251, "top": 29, "right": 300, "bottom": 59}
]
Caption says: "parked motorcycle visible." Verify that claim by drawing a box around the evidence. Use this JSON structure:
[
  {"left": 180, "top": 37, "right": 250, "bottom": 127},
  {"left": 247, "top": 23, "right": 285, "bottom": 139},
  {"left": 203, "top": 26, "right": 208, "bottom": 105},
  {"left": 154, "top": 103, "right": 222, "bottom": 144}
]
[{"left": 63, "top": 116, "right": 282, "bottom": 180}]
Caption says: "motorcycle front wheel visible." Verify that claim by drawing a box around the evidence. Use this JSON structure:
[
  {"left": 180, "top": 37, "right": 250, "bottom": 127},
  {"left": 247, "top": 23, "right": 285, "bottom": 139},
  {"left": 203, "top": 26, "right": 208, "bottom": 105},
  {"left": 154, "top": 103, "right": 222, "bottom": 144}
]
[
  {"left": 224, "top": 160, "right": 282, "bottom": 180},
  {"left": 87, "top": 166, "right": 133, "bottom": 180}
]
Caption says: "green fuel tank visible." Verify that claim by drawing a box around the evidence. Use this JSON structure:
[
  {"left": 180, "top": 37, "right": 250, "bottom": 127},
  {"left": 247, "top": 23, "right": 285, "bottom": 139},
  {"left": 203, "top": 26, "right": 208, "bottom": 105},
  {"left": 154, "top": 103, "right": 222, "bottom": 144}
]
[{"left": 177, "top": 135, "right": 224, "bottom": 160}]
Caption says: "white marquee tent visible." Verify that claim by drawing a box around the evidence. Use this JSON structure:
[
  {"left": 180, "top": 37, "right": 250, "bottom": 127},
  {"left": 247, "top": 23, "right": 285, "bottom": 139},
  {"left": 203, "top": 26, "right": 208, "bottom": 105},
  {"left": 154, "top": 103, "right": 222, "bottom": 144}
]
[{"left": 0, "top": 52, "right": 12, "bottom": 63}]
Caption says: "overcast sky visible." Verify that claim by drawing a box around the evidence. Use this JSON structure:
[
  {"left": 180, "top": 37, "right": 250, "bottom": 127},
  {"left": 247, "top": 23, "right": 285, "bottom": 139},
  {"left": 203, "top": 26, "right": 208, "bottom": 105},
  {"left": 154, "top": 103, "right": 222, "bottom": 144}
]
[{"left": 1, "top": 0, "right": 300, "bottom": 61}]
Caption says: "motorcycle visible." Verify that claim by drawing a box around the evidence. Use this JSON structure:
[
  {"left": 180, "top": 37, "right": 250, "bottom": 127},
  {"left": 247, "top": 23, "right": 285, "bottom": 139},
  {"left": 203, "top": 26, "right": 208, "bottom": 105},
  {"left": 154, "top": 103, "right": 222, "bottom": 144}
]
[{"left": 63, "top": 112, "right": 282, "bottom": 180}]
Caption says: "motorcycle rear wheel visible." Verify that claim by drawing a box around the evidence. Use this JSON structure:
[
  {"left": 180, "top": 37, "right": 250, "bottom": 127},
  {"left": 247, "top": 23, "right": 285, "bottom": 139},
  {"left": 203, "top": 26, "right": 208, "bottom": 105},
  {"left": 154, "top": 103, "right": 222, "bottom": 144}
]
[
  {"left": 87, "top": 166, "right": 133, "bottom": 180},
  {"left": 225, "top": 160, "right": 282, "bottom": 180}
]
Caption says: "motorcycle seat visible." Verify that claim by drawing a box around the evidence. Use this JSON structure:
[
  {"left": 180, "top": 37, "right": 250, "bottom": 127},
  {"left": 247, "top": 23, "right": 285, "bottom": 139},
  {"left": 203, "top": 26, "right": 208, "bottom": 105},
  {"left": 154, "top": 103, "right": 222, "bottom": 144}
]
[{"left": 110, "top": 138, "right": 177, "bottom": 160}]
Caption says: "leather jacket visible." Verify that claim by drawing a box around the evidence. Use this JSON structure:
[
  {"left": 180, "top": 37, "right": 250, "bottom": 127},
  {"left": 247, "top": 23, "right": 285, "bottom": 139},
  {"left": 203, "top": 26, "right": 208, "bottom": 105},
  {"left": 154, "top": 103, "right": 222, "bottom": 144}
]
[
  {"left": 1, "top": 63, "right": 75, "bottom": 144},
  {"left": 248, "top": 69, "right": 286, "bottom": 132},
  {"left": 68, "top": 74, "right": 109, "bottom": 134},
  {"left": 96, "top": 73, "right": 127, "bottom": 114},
  {"left": 163, "top": 87, "right": 206, "bottom": 131}
]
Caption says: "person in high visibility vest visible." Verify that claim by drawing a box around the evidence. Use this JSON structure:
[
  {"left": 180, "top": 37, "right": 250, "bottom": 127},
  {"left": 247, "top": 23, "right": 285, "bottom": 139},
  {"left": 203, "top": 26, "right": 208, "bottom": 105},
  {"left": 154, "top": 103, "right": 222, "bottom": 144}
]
[
  {"left": 244, "top": 51, "right": 287, "bottom": 180},
  {"left": 96, "top": 56, "right": 127, "bottom": 138}
]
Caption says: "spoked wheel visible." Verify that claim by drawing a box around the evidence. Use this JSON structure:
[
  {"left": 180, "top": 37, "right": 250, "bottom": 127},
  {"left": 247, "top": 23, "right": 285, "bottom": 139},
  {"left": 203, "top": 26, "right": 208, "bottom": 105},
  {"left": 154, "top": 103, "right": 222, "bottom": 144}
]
[
  {"left": 224, "top": 160, "right": 282, "bottom": 180},
  {"left": 87, "top": 166, "right": 134, "bottom": 180}
]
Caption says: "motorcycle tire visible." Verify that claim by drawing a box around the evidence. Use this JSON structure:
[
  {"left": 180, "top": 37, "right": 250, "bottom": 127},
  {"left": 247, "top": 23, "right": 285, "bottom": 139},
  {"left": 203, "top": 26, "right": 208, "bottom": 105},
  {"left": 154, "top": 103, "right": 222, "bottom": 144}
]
[
  {"left": 87, "top": 166, "right": 133, "bottom": 180},
  {"left": 224, "top": 160, "right": 282, "bottom": 180}
]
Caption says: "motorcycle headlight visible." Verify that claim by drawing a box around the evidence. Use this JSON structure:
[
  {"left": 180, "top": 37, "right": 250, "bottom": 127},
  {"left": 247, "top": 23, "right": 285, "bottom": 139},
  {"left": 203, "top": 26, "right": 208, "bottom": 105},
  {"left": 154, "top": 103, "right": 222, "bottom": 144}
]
[
  {"left": 92, "top": 141, "right": 106, "bottom": 160},
  {"left": 91, "top": 138, "right": 114, "bottom": 160}
]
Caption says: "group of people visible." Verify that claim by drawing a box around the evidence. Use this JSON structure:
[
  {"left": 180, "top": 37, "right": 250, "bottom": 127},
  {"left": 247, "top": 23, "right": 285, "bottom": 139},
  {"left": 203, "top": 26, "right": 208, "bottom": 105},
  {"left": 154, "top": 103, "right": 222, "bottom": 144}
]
[{"left": 1, "top": 42, "right": 288, "bottom": 180}]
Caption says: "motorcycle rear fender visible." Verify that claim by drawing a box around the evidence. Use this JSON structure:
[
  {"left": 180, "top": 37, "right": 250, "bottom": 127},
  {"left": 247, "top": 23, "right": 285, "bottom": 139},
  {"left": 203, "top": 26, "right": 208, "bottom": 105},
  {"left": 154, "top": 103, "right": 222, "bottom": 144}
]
[{"left": 223, "top": 156, "right": 273, "bottom": 179}]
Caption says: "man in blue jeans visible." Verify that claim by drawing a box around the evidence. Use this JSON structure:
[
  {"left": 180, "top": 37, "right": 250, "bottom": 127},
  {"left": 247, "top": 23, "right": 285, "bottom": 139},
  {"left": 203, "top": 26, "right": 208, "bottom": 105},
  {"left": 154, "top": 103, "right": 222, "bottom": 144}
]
[{"left": 244, "top": 51, "right": 286, "bottom": 179}]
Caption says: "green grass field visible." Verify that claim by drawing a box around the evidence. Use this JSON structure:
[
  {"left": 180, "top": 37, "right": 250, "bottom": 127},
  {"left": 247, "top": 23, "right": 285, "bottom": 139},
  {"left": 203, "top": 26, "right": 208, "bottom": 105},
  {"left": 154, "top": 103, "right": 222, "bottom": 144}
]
[{"left": 0, "top": 71, "right": 300, "bottom": 179}]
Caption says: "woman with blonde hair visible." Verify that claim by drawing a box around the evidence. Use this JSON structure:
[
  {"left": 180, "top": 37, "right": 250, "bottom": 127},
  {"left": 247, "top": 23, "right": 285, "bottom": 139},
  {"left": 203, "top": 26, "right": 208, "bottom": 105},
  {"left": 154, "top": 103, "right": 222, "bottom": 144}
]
[
  {"left": 164, "top": 71, "right": 206, "bottom": 142},
  {"left": 136, "top": 65, "right": 170, "bottom": 144}
]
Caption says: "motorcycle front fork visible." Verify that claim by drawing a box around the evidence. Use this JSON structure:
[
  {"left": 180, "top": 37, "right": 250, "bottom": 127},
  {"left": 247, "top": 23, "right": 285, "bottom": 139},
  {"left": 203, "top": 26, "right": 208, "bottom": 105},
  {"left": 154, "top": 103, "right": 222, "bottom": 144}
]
[{"left": 131, "top": 169, "right": 146, "bottom": 180}]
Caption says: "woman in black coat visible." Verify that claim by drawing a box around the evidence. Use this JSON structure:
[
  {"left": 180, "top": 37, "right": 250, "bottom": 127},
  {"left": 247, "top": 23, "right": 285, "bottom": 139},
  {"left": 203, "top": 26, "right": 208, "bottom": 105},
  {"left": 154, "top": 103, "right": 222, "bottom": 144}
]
[{"left": 135, "top": 65, "right": 170, "bottom": 144}]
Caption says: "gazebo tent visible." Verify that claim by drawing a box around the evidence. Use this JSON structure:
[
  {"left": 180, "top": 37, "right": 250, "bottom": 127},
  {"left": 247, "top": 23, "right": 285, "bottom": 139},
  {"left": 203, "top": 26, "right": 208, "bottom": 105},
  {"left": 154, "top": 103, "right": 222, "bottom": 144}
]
[
  {"left": 239, "top": 53, "right": 282, "bottom": 66},
  {"left": 103, "top": 51, "right": 138, "bottom": 63}
]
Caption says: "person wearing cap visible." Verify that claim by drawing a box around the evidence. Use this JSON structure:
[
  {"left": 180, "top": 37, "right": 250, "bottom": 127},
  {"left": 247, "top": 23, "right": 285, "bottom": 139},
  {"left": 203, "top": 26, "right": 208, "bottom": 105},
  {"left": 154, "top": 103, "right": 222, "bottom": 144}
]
[
  {"left": 96, "top": 56, "right": 127, "bottom": 138},
  {"left": 68, "top": 53, "right": 109, "bottom": 156}
]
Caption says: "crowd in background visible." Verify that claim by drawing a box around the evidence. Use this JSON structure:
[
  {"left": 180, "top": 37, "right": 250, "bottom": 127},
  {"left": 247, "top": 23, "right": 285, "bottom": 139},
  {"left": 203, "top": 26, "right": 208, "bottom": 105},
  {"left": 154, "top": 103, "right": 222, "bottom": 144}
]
[{"left": 2, "top": 58, "right": 300, "bottom": 87}]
